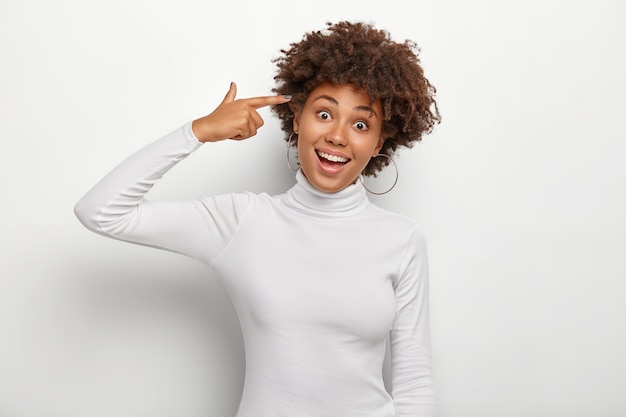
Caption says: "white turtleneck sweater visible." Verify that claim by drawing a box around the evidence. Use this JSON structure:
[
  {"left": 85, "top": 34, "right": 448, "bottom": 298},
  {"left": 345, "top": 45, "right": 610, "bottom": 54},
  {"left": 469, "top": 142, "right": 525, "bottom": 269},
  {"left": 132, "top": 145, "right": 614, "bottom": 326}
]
[{"left": 74, "top": 122, "right": 437, "bottom": 417}]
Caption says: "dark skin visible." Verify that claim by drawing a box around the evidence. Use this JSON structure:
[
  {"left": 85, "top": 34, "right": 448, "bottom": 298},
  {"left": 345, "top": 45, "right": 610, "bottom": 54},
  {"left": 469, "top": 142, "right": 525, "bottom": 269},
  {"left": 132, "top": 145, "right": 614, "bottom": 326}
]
[
  {"left": 192, "top": 82, "right": 291, "bottom": 143},
  {"left": 191, "top": 81, "right": 386, "bottom": 194}
]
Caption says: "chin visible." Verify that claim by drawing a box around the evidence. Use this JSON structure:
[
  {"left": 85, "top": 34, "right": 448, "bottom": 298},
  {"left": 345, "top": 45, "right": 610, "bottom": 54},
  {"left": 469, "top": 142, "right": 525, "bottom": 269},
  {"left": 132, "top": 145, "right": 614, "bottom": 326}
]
[{"left": 302, "top": 171, "right": 354, "bottom": 193}]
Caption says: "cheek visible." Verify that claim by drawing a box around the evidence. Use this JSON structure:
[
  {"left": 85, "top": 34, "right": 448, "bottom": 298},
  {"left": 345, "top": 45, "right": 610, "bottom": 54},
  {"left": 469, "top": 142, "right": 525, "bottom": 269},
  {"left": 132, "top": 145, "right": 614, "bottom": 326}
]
[
  {"left": 361, "top": 137, "right": 384, "bottom": 158},
  {"left": 297, "top": 120, "right": 324, "bottom": 145}
]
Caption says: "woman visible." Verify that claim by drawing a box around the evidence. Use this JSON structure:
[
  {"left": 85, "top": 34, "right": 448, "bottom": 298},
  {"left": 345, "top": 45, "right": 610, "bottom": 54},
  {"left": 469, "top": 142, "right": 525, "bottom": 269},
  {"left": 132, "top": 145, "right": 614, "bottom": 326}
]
[{"left": 75, "top": 21, "right": 440, "bottom": 417}]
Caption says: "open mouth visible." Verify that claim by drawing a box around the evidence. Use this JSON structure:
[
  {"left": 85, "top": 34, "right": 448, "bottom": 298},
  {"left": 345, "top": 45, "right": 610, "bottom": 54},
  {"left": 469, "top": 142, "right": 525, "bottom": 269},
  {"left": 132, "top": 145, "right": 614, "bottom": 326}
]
[{"left": 316, "top": 150, "right": 350, "bottom": 169}]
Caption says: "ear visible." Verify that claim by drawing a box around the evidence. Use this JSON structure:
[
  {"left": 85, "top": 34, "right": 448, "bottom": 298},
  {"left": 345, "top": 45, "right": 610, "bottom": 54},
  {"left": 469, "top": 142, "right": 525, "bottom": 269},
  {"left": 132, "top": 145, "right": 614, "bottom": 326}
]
[
  {"left": 373, "top": 137, "right": 385, "bottom": 156},
  {"left": 292, "top": 112, "right": 301, "bottom": 134}
]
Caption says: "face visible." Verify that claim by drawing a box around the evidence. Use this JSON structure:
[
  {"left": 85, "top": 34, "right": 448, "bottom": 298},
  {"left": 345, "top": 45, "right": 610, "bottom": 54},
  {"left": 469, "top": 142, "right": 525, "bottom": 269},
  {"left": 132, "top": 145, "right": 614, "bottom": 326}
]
[{"left": 293, "top": 82, "right": 384, "bottom": 193}]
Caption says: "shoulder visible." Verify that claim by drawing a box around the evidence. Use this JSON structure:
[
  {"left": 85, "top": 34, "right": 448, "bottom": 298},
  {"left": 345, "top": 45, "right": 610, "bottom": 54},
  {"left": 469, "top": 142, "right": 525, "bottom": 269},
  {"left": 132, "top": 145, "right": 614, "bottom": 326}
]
[
  {"left": 359, "top": 203, "right": 428, "bottom": 268},
  {"left": 197, "top": 190, "right": 286, "bottom": 214},
  {"left": 366, "top": 202, "right": 427, "bottom": 242}
]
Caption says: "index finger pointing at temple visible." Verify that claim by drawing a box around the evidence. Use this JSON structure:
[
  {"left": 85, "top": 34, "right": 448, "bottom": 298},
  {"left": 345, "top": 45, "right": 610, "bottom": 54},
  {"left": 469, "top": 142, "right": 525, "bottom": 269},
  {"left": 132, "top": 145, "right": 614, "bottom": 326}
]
[{"left": 246, "top": 94, "right": 292, "bottom": 109}]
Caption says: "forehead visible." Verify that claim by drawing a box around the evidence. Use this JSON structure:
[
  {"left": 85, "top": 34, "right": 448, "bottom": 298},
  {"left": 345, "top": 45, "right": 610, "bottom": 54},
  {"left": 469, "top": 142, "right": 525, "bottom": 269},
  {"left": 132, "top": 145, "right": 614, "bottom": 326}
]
[{"left": 306, "top": 82, "right": 381, "bottom": 110}]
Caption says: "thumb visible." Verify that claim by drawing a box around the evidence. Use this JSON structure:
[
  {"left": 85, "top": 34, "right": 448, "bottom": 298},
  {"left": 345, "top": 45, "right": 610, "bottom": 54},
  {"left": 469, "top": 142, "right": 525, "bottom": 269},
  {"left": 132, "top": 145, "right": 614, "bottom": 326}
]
[{"left": 221, "top": 82, "right": 237, "bottom": 104}]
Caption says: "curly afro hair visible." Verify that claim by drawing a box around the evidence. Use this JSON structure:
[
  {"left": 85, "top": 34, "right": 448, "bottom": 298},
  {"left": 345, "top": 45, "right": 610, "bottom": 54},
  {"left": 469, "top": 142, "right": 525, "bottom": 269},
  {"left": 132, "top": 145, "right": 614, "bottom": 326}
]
[{"left": 271, "top": 21, "right": 440, "bottom": 176}]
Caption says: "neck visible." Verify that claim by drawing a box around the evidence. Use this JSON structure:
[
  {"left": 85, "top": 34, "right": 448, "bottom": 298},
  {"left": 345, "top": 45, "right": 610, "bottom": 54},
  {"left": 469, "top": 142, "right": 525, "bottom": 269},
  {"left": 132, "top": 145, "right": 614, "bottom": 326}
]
[{"left": 285, "top": 170, "right": 369, "bottom": 218}]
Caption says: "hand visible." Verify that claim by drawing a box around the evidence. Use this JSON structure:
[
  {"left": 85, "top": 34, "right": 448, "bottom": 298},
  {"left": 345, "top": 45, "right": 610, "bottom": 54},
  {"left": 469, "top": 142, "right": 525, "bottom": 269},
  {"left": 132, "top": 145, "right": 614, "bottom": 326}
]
[{"left": 192, "top": 82, "right": 291, "bottom": 143}]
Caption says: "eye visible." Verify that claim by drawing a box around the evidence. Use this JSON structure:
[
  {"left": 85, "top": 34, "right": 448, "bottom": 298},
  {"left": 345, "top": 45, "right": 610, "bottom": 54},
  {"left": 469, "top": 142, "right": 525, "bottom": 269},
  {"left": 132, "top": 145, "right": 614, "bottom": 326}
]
[
  {"left": 317, "top": 110, "right": 331, "bottom": 120},
  {"left": 354, "top": 121, "right": 369, "bottom": 131}
]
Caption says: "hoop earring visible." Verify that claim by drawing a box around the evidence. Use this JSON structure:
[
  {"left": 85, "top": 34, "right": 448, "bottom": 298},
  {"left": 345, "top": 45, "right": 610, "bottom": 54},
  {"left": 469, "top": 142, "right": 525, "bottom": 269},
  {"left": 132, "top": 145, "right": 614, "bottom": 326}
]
[
  {"left": 286, "top": 131, "right": 300, "bottom": 172},
  {"left": 360, "top": 154, "right": 399, "bottom": 195}
]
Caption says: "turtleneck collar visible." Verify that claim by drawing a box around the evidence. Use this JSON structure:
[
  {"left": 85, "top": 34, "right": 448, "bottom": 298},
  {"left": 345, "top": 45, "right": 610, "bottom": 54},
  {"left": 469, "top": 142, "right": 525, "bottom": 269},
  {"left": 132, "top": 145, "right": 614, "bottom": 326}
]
[{"left": 284, "top": 170, "right": 369, "bottom": 218}]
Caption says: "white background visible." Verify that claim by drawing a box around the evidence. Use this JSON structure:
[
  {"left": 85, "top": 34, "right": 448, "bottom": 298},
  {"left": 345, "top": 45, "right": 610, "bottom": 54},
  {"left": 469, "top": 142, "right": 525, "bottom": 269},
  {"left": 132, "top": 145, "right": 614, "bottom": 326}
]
[{"left": 1, "top": 1, "right": 625, "bottom": 416}]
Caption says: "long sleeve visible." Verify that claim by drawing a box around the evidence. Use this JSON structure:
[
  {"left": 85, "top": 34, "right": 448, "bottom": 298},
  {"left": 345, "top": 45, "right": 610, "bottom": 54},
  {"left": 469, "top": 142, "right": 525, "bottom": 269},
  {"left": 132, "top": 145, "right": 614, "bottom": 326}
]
[
  {"left": 390, "top": 227, "right": 437, "bottom": 417},
  {"left": 74, "top": 122, "right": 251, "bottom": 265}
]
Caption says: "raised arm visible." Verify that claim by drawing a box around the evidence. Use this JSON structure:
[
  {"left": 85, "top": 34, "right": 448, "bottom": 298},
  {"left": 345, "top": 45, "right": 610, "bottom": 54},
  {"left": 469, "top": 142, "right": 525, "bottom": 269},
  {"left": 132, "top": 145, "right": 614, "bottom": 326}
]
[{"left": 74, "top": 83, "right": 291, "bottom": 264}]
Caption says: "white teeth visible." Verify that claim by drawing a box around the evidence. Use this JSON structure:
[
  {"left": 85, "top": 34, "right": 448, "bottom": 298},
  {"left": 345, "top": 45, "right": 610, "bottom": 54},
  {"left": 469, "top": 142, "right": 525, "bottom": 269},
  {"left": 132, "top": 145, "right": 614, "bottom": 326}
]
[{"left": 317, "top": 151, "right": 348, "bottom": 163}]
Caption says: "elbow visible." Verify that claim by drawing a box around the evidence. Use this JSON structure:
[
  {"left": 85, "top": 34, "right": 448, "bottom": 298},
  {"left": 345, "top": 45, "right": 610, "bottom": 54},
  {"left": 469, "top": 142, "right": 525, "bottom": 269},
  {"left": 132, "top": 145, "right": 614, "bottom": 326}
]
[{"left": 73, "top": 195, "right": 102, "bottom": 234}]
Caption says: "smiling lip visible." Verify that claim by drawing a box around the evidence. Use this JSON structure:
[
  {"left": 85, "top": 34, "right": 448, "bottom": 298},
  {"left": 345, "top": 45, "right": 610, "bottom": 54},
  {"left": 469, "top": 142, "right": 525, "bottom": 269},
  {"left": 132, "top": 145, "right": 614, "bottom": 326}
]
[
  {"left": 315, "top": 148, "right": 350, "bottom": 174},
  {"left": 316, "top": 148, "right": 350, "bottom": 161}
]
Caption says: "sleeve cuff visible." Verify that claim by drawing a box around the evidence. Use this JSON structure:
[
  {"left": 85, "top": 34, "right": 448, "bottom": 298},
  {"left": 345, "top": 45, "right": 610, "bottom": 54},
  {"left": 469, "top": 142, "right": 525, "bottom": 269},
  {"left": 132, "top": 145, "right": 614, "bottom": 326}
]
[{"left": 182, "top": 120, "right": 204, "bottom": 150}]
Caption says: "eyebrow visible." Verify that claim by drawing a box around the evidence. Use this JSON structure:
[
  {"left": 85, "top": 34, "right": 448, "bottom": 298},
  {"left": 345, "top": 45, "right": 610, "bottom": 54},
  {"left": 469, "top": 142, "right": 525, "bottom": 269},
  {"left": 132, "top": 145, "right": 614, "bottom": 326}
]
[{"left": 312, "top": 95, "right": 379, "bottom": 118}]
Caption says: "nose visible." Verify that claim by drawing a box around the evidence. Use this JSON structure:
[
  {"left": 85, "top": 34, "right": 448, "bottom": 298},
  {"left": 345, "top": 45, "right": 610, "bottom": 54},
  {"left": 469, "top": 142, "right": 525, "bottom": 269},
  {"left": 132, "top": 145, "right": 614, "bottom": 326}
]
[{"left": 325, "top": 124, "right": 348, "bottom": 147}]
